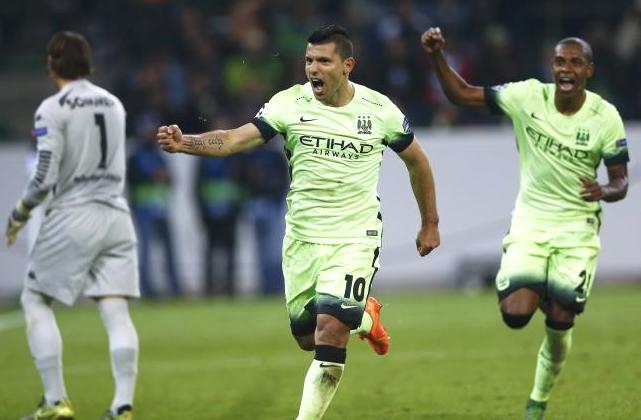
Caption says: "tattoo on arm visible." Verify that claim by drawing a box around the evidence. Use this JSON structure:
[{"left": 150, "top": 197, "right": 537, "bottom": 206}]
[
  {"left": 182, "top": 132, "right": 225, "bottom": 155},
  {"left": 183, "top": 135, "right": 206, "bottom": 151},
  {"left": 207, "top": 136, "right": 224, "bottom": 150},
  {"left": 183, "top": 135, "right": 194, "bottom": 149}
]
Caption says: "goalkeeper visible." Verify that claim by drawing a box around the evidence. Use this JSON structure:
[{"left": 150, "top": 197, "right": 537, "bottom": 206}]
[{"left": 6, "top": 31, "right": 139, "bottom": 420}]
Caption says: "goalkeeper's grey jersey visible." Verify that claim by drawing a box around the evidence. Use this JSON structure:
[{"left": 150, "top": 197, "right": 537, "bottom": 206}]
[{"left": 24, "top": 79, "right": 129, "bottom": 213}]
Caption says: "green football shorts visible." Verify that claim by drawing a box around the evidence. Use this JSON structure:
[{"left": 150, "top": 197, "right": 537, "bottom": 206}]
[
  {"left": 495, "top": 221, "right": 600, "bottom": 313},
  {"left": 282, "top": 235, "right": 380, "bottom": 336}
]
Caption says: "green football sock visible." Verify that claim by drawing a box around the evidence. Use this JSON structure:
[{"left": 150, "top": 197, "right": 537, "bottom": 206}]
[
  {"left": 529, "top": 326, "right": 573, "bottom": 402},
  {"left": 296, "top": 352, "right": 345, "bottom": 419},
  {"left": 350, "top": 311, "right": 373, "bottom": 335}
]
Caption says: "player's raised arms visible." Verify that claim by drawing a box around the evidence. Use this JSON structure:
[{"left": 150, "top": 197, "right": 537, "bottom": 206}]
[{"left": 420, "top": 27, "right": 486, "bottom": 107}]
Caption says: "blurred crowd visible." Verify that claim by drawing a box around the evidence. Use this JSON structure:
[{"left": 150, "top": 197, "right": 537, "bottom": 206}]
[
  {"left": 2, "top": 0, "right": 640, "bottom": 296},
  {"left": 2, "top": 0, "right": 640, "bottom": 130},
  {"left": 125, "top": 110, "right": 288, "bottom": 298}
]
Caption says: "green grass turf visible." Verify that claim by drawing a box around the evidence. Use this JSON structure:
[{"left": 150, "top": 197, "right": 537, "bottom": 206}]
[{"left": 1, "top": 285, "right": 640, "bottom": 419}]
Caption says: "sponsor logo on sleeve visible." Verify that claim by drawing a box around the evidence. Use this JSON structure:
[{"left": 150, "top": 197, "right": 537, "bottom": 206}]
[
  {"left": 496, "top": 274, "right": 510, "bottom": 291},
  {"left": 254, "top": 105, "right": 266, "bottom": 119},
  {"left": 402, "top": 116, "right": 411, "bottom": 134},
  {"left": 616, "top": 138, "right": 628, "bottom": 148},
  {"left": 31, "top": 127, "right": 48, "bottom": 138}
]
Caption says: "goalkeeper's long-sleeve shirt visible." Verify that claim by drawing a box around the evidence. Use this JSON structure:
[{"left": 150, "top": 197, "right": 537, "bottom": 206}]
[{"left": 23, "top": 79, "right": 130, "bottom": 214}]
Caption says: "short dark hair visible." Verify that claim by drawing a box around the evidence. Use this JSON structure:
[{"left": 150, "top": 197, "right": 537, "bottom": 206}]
[
  {"left": 557, "top": 37, "right": 593, "bottom": 63},
  {"left": 307, "top": 24, "right": 354, "bottom": 59},
  {"left": 47, "top": 31, "right": 92, "bottom": 79}
]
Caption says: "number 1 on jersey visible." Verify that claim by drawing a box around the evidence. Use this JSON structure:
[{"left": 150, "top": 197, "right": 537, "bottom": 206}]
[{"left": 94, "top": 113, "right": 107, "bottom": 169}]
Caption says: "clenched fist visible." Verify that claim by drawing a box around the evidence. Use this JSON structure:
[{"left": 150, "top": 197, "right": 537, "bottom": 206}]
[
  {"left": 415, "top": 224, "right": 440, "bottom": 257},
  {"left": 157, "top": 124, "right": 184, "bottom": 153},
  {"left": 421, "top": 27, "right": 445, "bottom": 54}
]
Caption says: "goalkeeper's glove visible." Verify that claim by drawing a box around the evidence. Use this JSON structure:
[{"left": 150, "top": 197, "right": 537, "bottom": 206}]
[{"left": 5, "top": 200, "right": 31, "bottom": 246}]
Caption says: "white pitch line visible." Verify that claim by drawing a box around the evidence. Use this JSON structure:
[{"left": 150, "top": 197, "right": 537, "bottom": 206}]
[{"left": 0, "top": 310, "right": 24, "bottom": 332}]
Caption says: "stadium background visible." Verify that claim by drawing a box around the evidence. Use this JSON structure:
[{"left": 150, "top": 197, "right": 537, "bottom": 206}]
[
  {"left": 0, "top": 1, "right": 640, "bottom": 419},
  {"left": 0, "top": 0, "right": 639, "bottom": 296}
]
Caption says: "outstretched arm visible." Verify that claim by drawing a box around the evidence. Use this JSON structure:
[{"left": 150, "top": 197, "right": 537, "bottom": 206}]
[
  {"left": 421, "top": 27, "right": 486, "bottom": 108},
  {"left": 157, "top": 122, "right": 264, "bottom": 157},
  {"left": 580, "top": 163, "right": 628, "bottom": 203},
  {"left": 398, "top": 139, "right": 440, "bottom": 256}
]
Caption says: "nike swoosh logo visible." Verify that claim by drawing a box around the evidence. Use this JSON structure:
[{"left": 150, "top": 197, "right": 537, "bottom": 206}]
[
  {"left": 300, "top": 116, "right": 318, "bottom": 122},
  {"left": 340, "top": 303, "right": 358, "bottom": 309},
  {"left": 319, "top": 363, "right": 340, "bottom": 368},
  {"left": 530, "top": 112, "right": 543, "bottom": 121},
  {"left": 575, "top": 297, "right": 586, "bottom": 303}
]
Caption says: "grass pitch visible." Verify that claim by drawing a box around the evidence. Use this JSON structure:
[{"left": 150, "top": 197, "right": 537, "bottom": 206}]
[{"left": 1, "top": 286, "right": 640, "bottom": 419}]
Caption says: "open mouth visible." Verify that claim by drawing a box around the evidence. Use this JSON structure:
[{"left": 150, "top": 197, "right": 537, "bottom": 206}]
[
  {"left": 310, "top": 78, "right": 325, "bottom": 94},
  {"left": 557, "top": 75, "right": 576, "bottom": 93}
]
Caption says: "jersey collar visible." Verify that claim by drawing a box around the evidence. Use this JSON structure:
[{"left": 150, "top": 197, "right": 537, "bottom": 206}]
[
  {"left": 304, "top": 81, "right": 359, "bottom": 109},
  {"left": 547, "top": 83, "right": 593, "bottom": 119}
]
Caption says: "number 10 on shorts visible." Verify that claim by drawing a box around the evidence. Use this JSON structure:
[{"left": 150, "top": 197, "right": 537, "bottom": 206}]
[{"left": 344, "top": 274, "right": 366, "bottom": 302}]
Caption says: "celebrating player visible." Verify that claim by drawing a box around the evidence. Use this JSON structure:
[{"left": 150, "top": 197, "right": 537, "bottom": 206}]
[
  {"left": 158, "top": 24, "right": 440, "bottom": 419},
  {"left": 421, "top": 27, "right": 629, "bottom": 419},
  {"left": 5, "top": 32, "right": 139, "bottom": 420}
]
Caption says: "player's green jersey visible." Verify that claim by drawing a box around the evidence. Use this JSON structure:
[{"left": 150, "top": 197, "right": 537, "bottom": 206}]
[
  {"left": 486, "top": 79, "right": 629, "bottom": 228},
  {"left": 251, "top": 82, "right": 413, "bottom": 245}
]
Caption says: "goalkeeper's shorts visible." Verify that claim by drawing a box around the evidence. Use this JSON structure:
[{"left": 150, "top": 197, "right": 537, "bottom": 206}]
[{"left": 25, "top": 202, "right": 140, "bottom": 305}]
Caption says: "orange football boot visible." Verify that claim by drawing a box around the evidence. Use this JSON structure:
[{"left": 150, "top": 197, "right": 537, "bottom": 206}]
[{"left": 358, "top": 296, "right": 390, "bottom": 355}]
